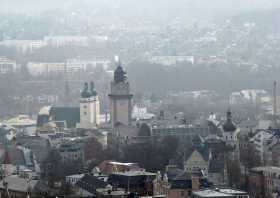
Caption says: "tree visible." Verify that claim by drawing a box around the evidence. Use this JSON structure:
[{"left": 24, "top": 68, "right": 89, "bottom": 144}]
[
  {"left": 84, "top": 137, "right": 104, "bottom": 162},
  {"left": 123, "top": 136, "right": 179, "bottom": 171}
]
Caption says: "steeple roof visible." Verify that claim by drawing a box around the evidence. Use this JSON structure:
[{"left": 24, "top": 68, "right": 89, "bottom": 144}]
[
  {"left": 114, "top": 64, "right": 127, "bottom": 84},
  {"left": 81, "top": 82, "right": 98, "bottom": 98},
  {"left": 81, "top": 82, "right": 91, "bottom": 98}
]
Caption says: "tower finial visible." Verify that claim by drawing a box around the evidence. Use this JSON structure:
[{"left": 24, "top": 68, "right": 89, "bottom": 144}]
[
  {"left": 81, "top": 82, "right": 91, "bottom": 98},
  {"left": 226, "top": 108, "right": 232, "bottom": 121}
]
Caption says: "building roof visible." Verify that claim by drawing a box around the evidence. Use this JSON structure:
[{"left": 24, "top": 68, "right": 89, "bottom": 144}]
[
  {"left": 49, "top": 107, "right": 80, "bottom": 128},
  {"left": 76, "top": 174, "right": 107, "bottom": 194},
  {"left": 251, "top": 166, "right": 280, "bottom": 173},
  {"left": 173, "top": 171, "right": 191, "bottom": 180},
  {"left": 222, "top": 111, "right": 237, "bottom": 133},
  {"left": 193, "top": 188, "right": 248, "bottom": 197},
  {"left": 0, "top": 176, "right": 38, "bottom": 193}
]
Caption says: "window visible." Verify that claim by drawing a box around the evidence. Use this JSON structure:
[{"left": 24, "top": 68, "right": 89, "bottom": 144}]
[
  {"left": 181, "top": 191, "right": 184, "bottom": 196},
  {"left": 84, "top": 105, "right": 87, "bottom": 109},
  {"left": 84, "top": 112, "right": 87, "bottom": 115}
]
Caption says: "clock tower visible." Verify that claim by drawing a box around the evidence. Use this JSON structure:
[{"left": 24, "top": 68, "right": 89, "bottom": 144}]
[{"left": 109, "top": 63, "right": 133, "bottom": 128}]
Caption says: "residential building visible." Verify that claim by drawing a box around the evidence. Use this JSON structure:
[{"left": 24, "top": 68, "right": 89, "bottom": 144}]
[
  {"left": 184, "top": 150, "right": 209, "bottom": 176},
  {"left": 76, "top": 174, "right": 107, "bottom": 195},
  {"left": 249, "top": 130, "right": 273, "bottom": 163},
  {"left": 96, "top": 186, "right": 129, "bottom": 198},
  {"left": 98, "top": 161, "right": 143, "bottom": 174},
  {"left": 153, "top": 169, "right": 208, "bottom": 198},
  {"left": 108, "top": 171, "right": 156, "bottom": 196},
  {"left": 192, "top": 188, "right": 249, "bottom": 198},
  {"left": 0, "top": 56, "right": 18, "bottom": 74},
  {"left": 0, "top": 175, "right": 47, "bottom": 198},
  {"left": 0, "top": 39, "right": 46, "bottom": 53},
  {"left": 66, "top": 174, "right": 85, "bottom": 186},
  {"left": 44, "top": 36, "right": 88, "bottom": 47},
  {"left": 59, "top": 143, "right": 84, "bottom": 162},
  {"left": 249, "top": 166, "right": 280, "bottom": 198}
]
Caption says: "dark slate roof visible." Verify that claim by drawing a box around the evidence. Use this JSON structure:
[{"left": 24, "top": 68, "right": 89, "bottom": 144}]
[
  {"left": 108, "top": 172, "right": 156, "bottom": 186},
  {"left": 59, "top": 143, "right": 81, "bottom": 152},
  {"left": 170, "top": 173, "right": 192, "bottom": 189},
  {"left": 223, "top": 121, "right": 237, "bottom": 132},
  {"left": 76, "top": 174, "right": 107, "bottom": 194},
  {"left": 173, "top": 171, "right": 191, "bottom": 181},
  {"left": 166, "top": 168, "right": 185, "bottom": 181},
  {"left": 49, "top": 107, "right": 80, "bottom": 128}
]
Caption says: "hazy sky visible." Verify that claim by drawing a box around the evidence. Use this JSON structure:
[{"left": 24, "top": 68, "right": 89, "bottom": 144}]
[{"left": 1, "top": 0, "right": 280, "bottom": 16}]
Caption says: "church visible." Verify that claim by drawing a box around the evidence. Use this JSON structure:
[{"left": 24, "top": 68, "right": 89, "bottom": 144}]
[{"left": 36, "top": 62, "right": 133, "bottom": 133}]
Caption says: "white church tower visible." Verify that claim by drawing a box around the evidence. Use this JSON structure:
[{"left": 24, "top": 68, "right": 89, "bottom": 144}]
[{"left": 77, "top": 82, "right": 100, "bottom": 129}]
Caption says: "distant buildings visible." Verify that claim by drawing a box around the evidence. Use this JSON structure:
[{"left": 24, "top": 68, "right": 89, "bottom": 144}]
[
  {"left": 27, "top": 58, "right": 111, "bottom": 76},
  {"left": 230, "top": 89, "right": 270, "bottom": 106},
  {"left": 44, "top": 36, "right": 88, "bottom": 48},
  {"left": 0, "top": 56, "right": 18, "bottom": 74},
  {"left": 0, "top": 39, "right": 46, "bottom": 53},
  {"left": 149, "top": 56, "right": 194, "bottom": 66}
]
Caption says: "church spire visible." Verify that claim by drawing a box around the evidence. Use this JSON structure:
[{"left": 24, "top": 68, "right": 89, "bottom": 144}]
[{"left": 114, "top": 62, "right": 127, "bottom": 84}]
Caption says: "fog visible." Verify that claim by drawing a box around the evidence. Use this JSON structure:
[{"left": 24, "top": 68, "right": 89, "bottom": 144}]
[{"left": 2, "top": 0, "right": 280, "bottom": 19}]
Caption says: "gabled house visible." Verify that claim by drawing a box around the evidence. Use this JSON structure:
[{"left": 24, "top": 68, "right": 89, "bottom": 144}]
[{"left": 184, "top": 150, "right": 209, "bottom": 176}]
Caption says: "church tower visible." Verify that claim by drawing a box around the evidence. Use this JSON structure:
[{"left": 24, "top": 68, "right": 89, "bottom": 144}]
[
  {"left": 77, "top": 82, "right": 100, "bottom": 129},
  {"left": 222, "top": 109, "right": 240, "bottom": 160},
  {"left": 109, "top": 63, "right": 133, "bottom": 128}
]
